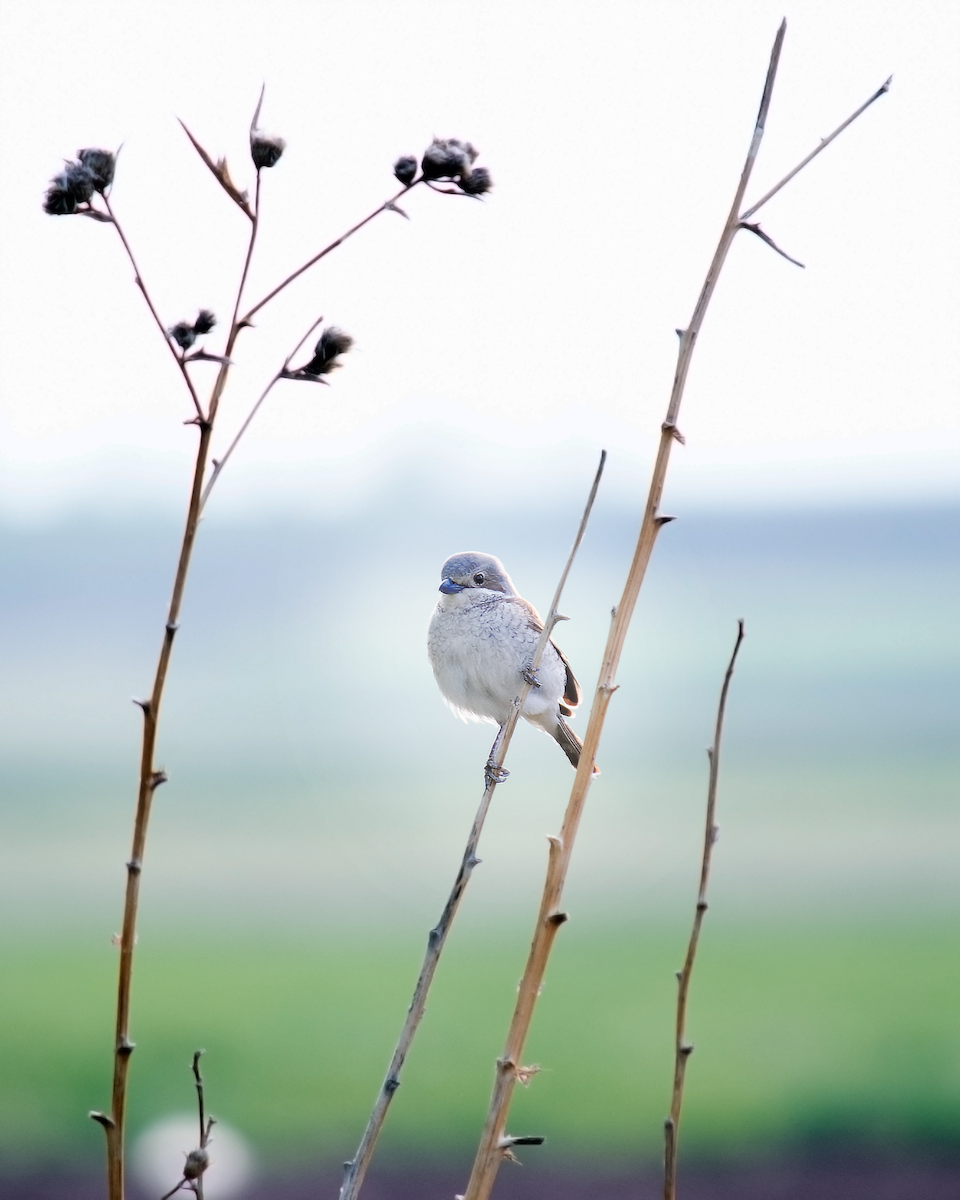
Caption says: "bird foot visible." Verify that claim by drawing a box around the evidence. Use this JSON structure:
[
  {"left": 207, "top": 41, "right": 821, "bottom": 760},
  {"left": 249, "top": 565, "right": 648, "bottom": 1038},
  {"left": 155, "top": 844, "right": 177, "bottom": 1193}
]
[
  {"left": 521, "top": 665, "right": 541, "bottom": 688},
  {"left": 485, "top": 760, "right": 510, "bottom": 787}
]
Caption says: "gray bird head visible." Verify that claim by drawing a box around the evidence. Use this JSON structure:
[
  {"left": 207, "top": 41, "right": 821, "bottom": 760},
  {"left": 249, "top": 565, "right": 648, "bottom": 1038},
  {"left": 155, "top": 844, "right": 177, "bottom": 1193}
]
[{"left": 438, "top": 551, "right": 517, "bottom": 596}]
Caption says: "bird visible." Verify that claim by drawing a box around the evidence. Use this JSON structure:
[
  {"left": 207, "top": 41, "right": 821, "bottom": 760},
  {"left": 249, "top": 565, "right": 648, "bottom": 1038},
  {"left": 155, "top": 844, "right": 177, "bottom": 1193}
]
[{"left": 427, "top": 551, "right": 593, "bottom": 776}]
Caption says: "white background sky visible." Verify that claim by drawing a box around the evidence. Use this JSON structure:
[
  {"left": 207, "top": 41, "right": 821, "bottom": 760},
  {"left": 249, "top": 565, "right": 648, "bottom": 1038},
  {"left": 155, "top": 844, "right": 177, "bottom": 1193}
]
[{"left": 1, "top": 0, "right": 957, "bottom": 518}]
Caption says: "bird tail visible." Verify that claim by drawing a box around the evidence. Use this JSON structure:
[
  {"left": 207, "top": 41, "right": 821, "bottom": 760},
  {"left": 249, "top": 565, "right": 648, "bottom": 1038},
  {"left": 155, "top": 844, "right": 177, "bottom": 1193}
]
[{"left": 554, "top": 716, "right": 599, "bottom": 775}]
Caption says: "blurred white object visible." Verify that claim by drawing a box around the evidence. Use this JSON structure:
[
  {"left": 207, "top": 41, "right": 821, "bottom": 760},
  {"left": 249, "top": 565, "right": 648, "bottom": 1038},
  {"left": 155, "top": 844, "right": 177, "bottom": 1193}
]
[{"left": 131, "top": 1112, "right": 255, "bottom": 1199}]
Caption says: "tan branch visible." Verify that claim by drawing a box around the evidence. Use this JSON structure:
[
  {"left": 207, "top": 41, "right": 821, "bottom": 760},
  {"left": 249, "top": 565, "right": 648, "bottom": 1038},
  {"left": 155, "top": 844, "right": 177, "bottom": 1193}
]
[
  {"left": 462, "top": 20, "right": 889, "bottom": 1198},
  {"left": 96, "top": 162, "right": 263, "bottom": 1200},
  {"left": 459, "top": 23, "right": 786, "bottom": 1200}
]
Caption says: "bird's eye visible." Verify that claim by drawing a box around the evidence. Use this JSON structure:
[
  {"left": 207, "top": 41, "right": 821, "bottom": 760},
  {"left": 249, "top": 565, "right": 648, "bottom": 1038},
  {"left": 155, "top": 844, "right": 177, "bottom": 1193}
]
[{"left": 473, "top": 572, "right": 485, "bottom": 585}]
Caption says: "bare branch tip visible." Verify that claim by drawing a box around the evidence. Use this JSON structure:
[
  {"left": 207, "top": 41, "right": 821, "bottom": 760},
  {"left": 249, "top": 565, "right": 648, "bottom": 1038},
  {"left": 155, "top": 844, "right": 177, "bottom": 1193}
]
[{"left": 251, "top": 83, "right": 267, "bottom": 134}]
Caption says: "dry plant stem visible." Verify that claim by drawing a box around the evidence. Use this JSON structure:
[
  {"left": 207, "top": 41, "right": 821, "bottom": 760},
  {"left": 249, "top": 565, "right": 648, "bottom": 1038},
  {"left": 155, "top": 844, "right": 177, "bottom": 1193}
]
[
  {"left": 95, "top": 181, "right": 262, "bottom": 1200},
  {"left": 663, "top": 621, "right": 745, "bottom": 1200},
  {"left": 740, "top": 75, "right": 892, "bottom": 221},
  {"left": 241, "top": 181, "right": 423, "bottom": 326},
  {"left": 101, "top": 195, "right": 204, "bottom": 420},
  {"left": 199, "top": 314, "right": 325, "bottom": 510},
  {"left": 461, "top": 23, "right": 890, "bottom": 1200},
  {"left": 339, "top": 452, "right": 607, "bottom": 1200}
]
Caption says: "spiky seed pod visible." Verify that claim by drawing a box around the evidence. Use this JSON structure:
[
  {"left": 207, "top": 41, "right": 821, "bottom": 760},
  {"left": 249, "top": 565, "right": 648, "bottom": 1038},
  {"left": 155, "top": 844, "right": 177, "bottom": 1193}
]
[
  {"left": 250, "top": 131, "right": 286, "bottom": 170},
  {"left": 77, "top": 148, "right": 116, "bottom": 193},
  {"left": 393, "top": 155, "right": 418, "bottom": 186},
  {"left": 193, "top": 309, "right": 217, "bottom": 336},
  {"left": 459, "top": 166, "right": 493, "bottom": 196},
  {"left": 42, "top": 163, "right": 97, "bottom": 215},
  {"left": 168, "top": 321, "right": 196, "bottom": 351},
  {"left": 43, "top": 180, "right": 78, "bottom": 215},
  {"left": 300, "top": 326, "right": 354, "bottom": 377},
  {"left": 420, "top": 137, "right": 473, "bottom": 181}
]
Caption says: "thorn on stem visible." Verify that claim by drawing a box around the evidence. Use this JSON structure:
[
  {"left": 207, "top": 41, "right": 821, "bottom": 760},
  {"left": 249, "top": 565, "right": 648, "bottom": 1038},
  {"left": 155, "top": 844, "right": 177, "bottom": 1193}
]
[
  {"left": 89, "top": 1110, "right": 115, "bottom": 1130},
  {"left": 662, "top": 421, "right": 687, "bottom": 444},
  {"left": 739, "top": 220, "right": 805, "bottom": 268},
  {"left": 126, "top": 858, "right": 142, "bottom": 874},
  {"left": 655, "top": 514, "right": 678, "bottom": 527}
]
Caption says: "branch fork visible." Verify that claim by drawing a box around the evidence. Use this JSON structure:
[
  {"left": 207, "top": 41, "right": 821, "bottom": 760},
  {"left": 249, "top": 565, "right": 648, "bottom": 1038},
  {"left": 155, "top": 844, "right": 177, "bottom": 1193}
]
[{"left": 460, "top": 20, "right": 888, "bottom": 1200}]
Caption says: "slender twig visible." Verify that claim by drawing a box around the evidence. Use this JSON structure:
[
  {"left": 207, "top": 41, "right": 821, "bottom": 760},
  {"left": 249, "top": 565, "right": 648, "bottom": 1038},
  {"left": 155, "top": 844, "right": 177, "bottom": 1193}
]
[
  {"left": 158, "top": 1050, "right": 215, "bottom": 1200},
  {"left": 92, "top": 154, "right": 262, "bottom": 1200},
  {"left": 240, "top": 181, "right": 422, "bottom": 326},
  {"left": 663, "top": 621, "right": 745, "bottom": 1200},
  {"left": 198, "top": 313, "right": 325, "bottom": 511},
  {"left": 191, "top": 1050, "right": 208, "bottom": 1147},
  {"left": 230, "top": 169, "right": 262, "bottom": 328},
  {"left": 461, "top": 22, "right": 888, "bottom": 1199},
  {"left": 339, "top": 452, "right": 606, "bottom": 1200},
  {"left": 740, "top": 76, "right": 892, "bottom": 221},
  {"left": 101, "top": 195, "right": 204, "bottom": 420}
]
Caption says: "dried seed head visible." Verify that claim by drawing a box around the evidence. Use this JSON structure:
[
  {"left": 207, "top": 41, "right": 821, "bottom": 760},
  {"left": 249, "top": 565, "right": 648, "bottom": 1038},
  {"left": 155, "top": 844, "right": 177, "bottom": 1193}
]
[
  {"left": 421, "top": 137, "right": 474, "bottom": 181},
  {"left": 43, "top": 163, "right": 97, "bottom": 215},
  {"left": 193, "top": 309, "right": 217, "bottom": 336},
  {"left": 459, "top": 166, "right": 493, "bottom": 196},
  {"left": 168, "top": 321, "right": 196, "bottom": 351},
  {"left": 393, "top": 155, "right": 418, "bottom": 186},
  {"left": 77, "top": 147, "right": 116, "bottom": 193},
  {"left": 299, "top": 326, "right": 354, "bottom": 378},
  {"left": 251, "top": 130, "right": 286, "bottom": 170},
  {"left": 182, "top": 1147, "right": 210, "bottom": 1180}
]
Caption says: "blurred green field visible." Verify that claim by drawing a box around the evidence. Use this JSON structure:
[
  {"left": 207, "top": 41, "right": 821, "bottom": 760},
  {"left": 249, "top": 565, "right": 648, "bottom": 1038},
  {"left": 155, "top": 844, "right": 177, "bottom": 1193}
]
[
  {"left": 4, "top": 921, "right": 958, "bottom": 1171},
  {"left": 2, "top": 502, "right": 957, "bottom": 1178}
]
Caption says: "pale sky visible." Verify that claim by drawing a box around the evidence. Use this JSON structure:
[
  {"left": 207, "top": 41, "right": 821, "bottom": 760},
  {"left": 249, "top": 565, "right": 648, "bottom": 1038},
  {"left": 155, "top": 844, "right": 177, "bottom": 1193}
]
[{"left": 1, "top": 0, "right": 957, "bottom": 518}]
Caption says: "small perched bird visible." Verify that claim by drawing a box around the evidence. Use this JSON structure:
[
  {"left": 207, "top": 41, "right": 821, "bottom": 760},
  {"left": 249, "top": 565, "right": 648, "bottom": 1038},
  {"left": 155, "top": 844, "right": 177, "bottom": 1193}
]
[{"left": 427, "top": 551, "right": 592, "bottom": 774}]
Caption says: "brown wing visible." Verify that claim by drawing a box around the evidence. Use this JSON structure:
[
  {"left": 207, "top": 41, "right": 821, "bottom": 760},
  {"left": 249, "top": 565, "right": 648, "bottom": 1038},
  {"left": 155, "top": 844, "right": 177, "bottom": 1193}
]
[
  {"left": 514, "top": 597, "right": 581, "bottom": 713},
  {"left": 554, "top": 643, "right": 581, "bottom": 715}
]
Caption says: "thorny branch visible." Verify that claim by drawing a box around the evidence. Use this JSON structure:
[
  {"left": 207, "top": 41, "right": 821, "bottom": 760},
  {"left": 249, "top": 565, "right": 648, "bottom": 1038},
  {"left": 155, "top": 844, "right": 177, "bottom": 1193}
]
[
  {"left": 460, "top": 21, "right": 889, "bottom": 1200},
  {"left": 663, "top": 621, "right": 745, "bottom": 1200}
]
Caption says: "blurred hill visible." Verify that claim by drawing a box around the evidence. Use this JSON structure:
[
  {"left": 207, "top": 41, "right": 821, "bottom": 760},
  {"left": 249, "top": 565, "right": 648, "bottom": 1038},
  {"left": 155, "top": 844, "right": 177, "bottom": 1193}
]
[{"left": 1, "top": 494, "right": 956, "bottom": 930}]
